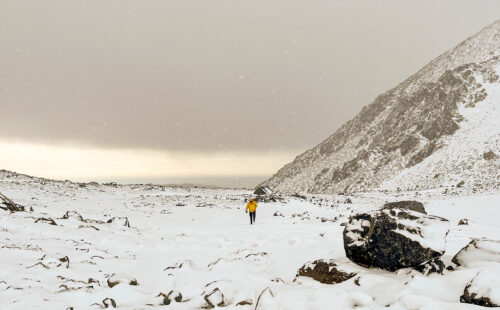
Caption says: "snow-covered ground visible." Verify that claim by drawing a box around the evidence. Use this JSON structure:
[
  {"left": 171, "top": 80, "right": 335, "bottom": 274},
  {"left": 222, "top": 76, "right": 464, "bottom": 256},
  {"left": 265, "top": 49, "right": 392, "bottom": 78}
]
[{"left": 0, "top": 172, "right": 499, "bottom": 309}]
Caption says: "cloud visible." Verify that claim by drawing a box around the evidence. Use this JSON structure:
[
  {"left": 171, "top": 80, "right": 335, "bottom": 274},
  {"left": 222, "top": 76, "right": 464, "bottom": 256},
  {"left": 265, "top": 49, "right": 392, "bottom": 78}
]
[{"left": 0, "top": 140, "right": 295, "bottom": 182}]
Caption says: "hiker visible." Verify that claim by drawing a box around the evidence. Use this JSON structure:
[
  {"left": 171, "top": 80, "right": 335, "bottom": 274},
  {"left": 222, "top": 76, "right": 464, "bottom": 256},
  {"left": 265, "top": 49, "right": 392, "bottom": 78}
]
[{"left": 245, "top": 198, "right": 258, "bottom": 224}]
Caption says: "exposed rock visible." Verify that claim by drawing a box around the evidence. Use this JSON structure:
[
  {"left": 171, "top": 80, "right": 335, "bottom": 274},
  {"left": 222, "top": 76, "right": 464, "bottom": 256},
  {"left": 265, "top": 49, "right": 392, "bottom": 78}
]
[
  {"left": 106, "top": 217, "right": 130, "bottom": 227},
  {"left": 461, "top": 270, "right": 500, "bottom": 307},
  {"left": 292, "top": 193, "right": 307, "bottom": 200},
  {"left": 415, "top": 258, "right": 446, "bottom": 275},
  {"left": 62, "top": 211, "right": 84, "bottom": 221},
  {"left": 483, "top": 150, "right": 497, "bottom": 160},
  {"left": 452, "top": 239, "right": 500, "bottom": 267},
  {"left": 458, "top": 218, "right": 469, "bottom": 226},
  {"left": 236, "top": 299, "right": 253, "bottom": 306},
  {"left": 107, "top": 273, "right": 138, "bottom": 288},
  {"left": 254, "top": 186, "right": 273, "bottom": 196},
  {"left": 296, "top": 259, "right": 356, "bottom": 284},
  {"left": 273, "top": 211, "right": 283, "bottom": 217},
  {"left": 203, "top": 288, "right": 225, "bottom": 309},
  {"left": 344, "top": 198, "right": 352, "bottom": 204},
  {"left": 157, "top": 290, "right": 183, "bottom": 305},
  {"left": 0, "top": 192, "right": 25, "bottom": 212},
  {"left": 382, "top": 200, "right": 426, "bottom": 214},
  {"left": 343, "top": 208, "right": 449, "bottom": 271},
  {"left": 34, "top": 217, "right": 57, "bottom": 226}
]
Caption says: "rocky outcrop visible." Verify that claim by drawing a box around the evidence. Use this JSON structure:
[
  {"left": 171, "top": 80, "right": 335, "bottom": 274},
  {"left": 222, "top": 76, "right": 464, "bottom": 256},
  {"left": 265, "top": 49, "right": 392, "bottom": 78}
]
[
  {"left": 343, "top": 207, "right": 449, "bottom": 271},
  {"left": 254, "top": 186, "right": 273, "bottom": 196},
  {"left": 0, "top": 192, "right": 25, "bottom": 212},
  {"left": 296, "top": 259, "right": 356, "bottom": 284}
]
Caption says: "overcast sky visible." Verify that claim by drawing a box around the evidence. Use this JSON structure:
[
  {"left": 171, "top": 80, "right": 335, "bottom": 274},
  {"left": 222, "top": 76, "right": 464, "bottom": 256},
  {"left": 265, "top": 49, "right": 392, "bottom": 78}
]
[{"left": 1, "top": 1, "right": 499, "bottom": 186}]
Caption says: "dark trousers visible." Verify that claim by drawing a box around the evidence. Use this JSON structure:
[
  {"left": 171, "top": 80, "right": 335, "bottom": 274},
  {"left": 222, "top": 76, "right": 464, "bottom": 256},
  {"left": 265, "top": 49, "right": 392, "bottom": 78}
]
[{"left": 249, "top": 211, "right": 256, "bottom": 224}]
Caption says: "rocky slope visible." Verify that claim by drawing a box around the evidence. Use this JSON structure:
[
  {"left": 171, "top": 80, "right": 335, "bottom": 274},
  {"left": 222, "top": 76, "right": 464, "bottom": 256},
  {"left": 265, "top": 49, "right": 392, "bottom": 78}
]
[{"left": 262, "top": 19, "right": 500, "bottom": 194}]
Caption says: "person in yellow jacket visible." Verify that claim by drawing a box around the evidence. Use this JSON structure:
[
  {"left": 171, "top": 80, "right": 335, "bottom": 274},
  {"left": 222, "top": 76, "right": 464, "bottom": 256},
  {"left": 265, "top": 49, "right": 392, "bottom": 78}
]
[{"left": 245, "top": 198, "right": 258, "bottom": 225}]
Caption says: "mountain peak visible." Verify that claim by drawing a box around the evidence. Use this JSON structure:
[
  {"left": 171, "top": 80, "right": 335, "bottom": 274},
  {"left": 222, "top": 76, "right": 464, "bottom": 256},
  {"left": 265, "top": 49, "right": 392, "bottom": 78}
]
[{"left": 262, "top": 19, "right": 500, "bottom": 194}]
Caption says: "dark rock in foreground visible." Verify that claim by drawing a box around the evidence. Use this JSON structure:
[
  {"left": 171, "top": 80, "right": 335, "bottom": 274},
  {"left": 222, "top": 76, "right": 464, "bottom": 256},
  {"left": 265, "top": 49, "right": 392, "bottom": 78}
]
[
  {"left": 461, "top": 270, "right": 500, "bottom": 307},
  {"left": 343, "top": 207, "right": 449, "bottom": 271},
  {"left": 382, "top": 200, "right": 426, "bottom": 214},
  {"left": 296, "top": 259, "right": 356, "bottom": 284},
  {"left": 452, "top": 239, "right": 500, "bottom": 267}
]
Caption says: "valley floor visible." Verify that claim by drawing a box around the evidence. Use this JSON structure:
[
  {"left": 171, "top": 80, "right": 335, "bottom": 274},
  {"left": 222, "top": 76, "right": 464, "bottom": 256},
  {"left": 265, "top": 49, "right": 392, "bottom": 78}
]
[{"left": 0, "top": 174, "right": 499, "bottom": 309}]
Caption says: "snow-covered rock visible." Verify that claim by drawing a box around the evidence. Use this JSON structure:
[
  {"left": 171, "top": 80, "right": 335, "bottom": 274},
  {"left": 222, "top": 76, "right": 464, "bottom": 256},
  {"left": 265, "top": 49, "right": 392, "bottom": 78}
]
[
  {"left": 343, "top": 208, "right": 449, "bottom": 271},
  {"left": 295, "top": 259, "right": 356, "bottom": 284},
  {"left": 106, "top": 217, "right": 130, "bottom": 227},
  {"left": 62, "top": 211, "right": 84, "bottom": 221},
  {"left": 461, "top": 270, "right": 500, "bottom": 307},
  {"left": 107, "top": 273, "right": 138, "bottom": 288},
  {"left": 452, "top": 238, "right": 500, "bottom": 267},
  {"left": 0, "top": 192, "right": 24, "bottom": 212},
  {"left": 382, "top": 200, "right": 426, "bottom": 214},
  {"left": 203, "top": 287, "right": 225, "bottom": 308}
]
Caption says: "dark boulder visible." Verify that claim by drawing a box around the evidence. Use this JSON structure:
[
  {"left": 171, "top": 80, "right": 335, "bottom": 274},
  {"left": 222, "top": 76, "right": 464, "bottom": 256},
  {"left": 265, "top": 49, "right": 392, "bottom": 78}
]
[
  {"left": 296, "top": 259, "right": 356, "bottom": 284},
  {"left": 343, "top": 208, "right": 449, "bottom": 271},
  {"left": 382, "top": 200, "right": 426, "bottom": 214},
  {"left": 458, "top": 218, "right": 469, "bottom": 226},
  {"left": 461, "top": 270, "right": 500, "bottom": 307},
  {"left": 273, "top": 211, "right": 283, "bottom": 217}
]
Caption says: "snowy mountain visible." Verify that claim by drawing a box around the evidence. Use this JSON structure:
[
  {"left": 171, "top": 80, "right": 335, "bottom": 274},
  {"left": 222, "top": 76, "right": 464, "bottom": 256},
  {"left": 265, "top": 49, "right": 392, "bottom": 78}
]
[{"left": 262, "top": 19, "right": 500, "bottom": 194}]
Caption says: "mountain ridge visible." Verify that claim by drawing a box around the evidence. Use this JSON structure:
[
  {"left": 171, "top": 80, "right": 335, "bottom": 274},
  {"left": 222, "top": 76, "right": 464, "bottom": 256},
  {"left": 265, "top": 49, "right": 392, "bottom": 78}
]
[{"left": 262, "top": 19, "right": 500, "bottom": 194}]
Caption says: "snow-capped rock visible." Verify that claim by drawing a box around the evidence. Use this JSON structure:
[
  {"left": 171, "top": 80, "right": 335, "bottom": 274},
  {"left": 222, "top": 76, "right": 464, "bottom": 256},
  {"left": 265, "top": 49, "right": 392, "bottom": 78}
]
[
  {"left": 343, "top": 208, "right": 449, "bottom": 271},
  {"left": 452, "top": 238, "right": 500, "bottom": 267},
  {"left": 382, "top": 200, "right": 426, "bottom": 214},
  {"left": 461, "top": 270, "right": 500, "bottom": 307},
  {"left": 62, "top": 211, "right": 84, "bottom": 221},
  {"left": 107, "top": 273, "right": 138, "bottom": 288}
]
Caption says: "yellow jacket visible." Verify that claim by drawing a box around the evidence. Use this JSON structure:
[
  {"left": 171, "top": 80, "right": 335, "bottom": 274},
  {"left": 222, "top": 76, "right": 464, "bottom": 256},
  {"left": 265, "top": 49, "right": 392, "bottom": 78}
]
[{"left": 246, "top": 200, "right": 258, "bottom": 212}]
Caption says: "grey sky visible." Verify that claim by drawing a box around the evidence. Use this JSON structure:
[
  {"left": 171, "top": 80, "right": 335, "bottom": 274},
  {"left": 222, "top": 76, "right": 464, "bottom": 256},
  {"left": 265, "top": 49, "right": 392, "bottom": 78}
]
[{"left": 1, "top": 0, "right": 499, "bottom": 154}]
